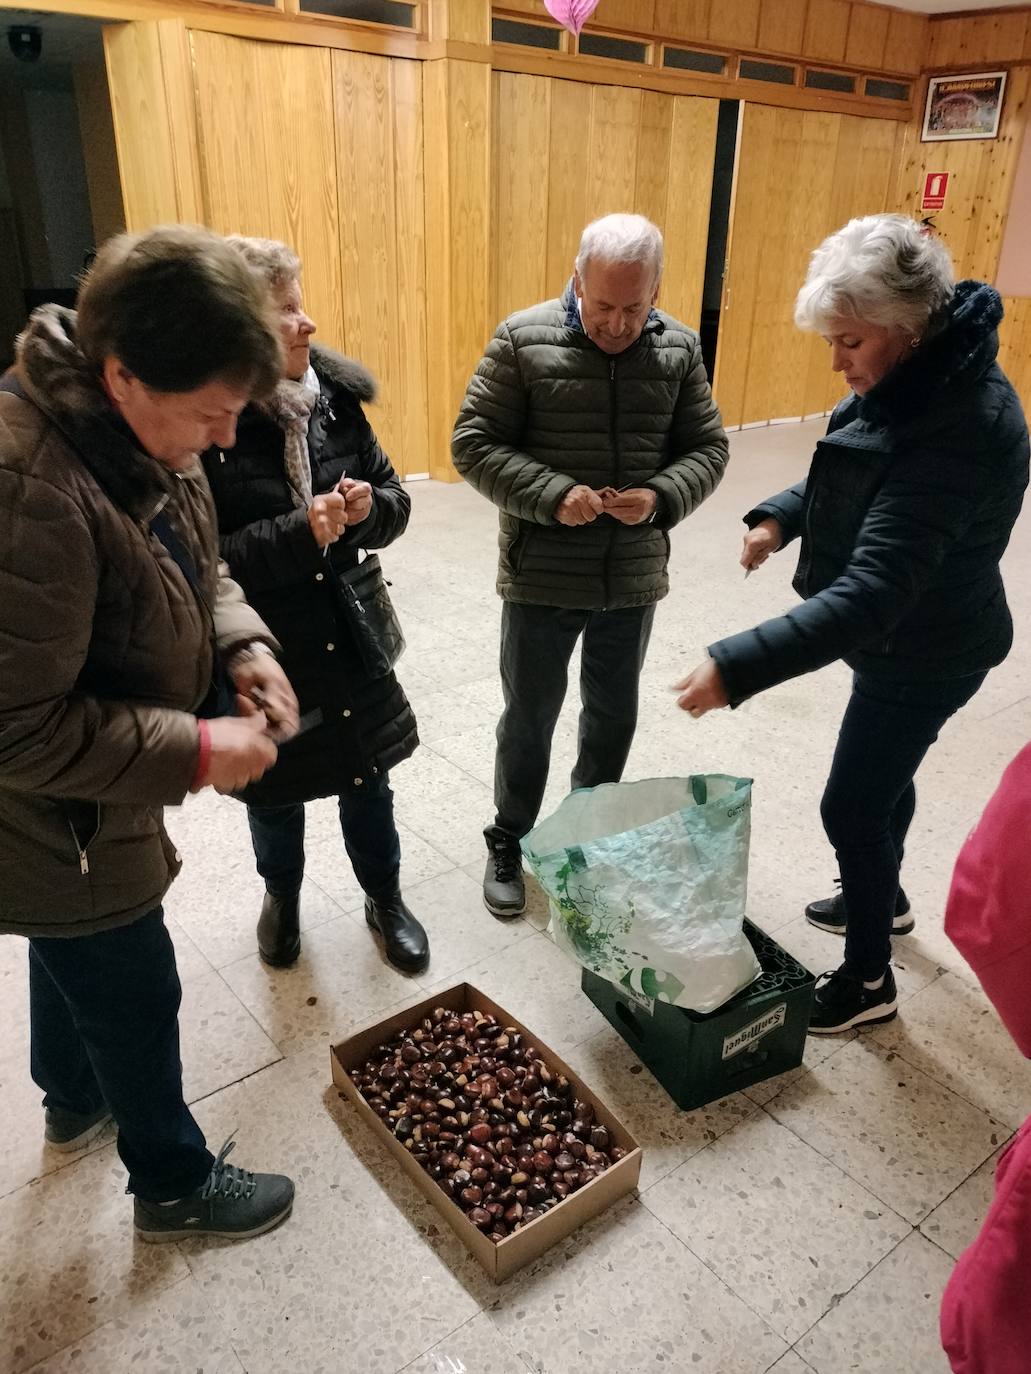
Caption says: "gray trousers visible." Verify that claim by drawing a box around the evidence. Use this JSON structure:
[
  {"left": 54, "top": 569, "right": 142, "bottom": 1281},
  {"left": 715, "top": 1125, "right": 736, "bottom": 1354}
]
[{"left": 493, "top": 600, "right": 655, "bottom": 839}]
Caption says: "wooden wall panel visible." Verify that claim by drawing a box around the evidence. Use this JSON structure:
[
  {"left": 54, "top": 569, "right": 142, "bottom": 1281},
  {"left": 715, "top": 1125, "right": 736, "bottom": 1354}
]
[
  {"left": 803, "top": 0, "right": 850, "bottom": 65},
  {"left": 104, "top": 21, "right": 198, "bottom": 229},
  {"left": 491, "top": 71, "right": 550, "bottom": 322},
  {"left": 390, "top": 58, "right": 430, "bottom": 479},
  {"left": 890, "top": 67, "right": 1030, "bottom": 287},
  {"left": 653, "top": 0, "right": 710, "bottom": 43},
  {"left": 998, "top": 296, "right": 1031, "bottom": 415},
  {"left": 845, "top": 2, "right": 889, "bottom": 71},
  {"left": 424, "top": 58, "right": 491, "bottom": 480},
  {"left": 716, "top": 101, "right": 904, "bottom": 427},
  {"left": 490, "top": 72, "right": 717, "bottom": 335},
  {"left": 928, "top": 12, "right": 1029, "bottom": 69},
  {"left": 884, "top": 9, "right": 928, "bottom": 77},
  {"left": 708, "top": 0, "right": 760, "bottom": 51},
  {"left": 190, "top": 32, "right": 272, "bottom": 234},
  {"left": 661, "top": 95, "right": 719, "bottom": 330},
  {"left": 758, "top": 0, "right": 807, "bottom": 57},
  {"left": 586, "top": 86, "right": 641, "bottom": 219},
  {"left": 634, "top": 89, "right": 675, "bottom": 229},
  {"left": 333, "top": 50, "right": 401, "bottom": 459},
  {"left": 259, "top": 43, "right": 344, "bottom": 350},
  {"left": 593, "top": 0, "right": 656, "bottom": 32},
  {"left": 544, "top": 80, "right": 593, "bottom": 290},
  {"left": 189, "top": 30, "right": 428, "bottom": 476}
]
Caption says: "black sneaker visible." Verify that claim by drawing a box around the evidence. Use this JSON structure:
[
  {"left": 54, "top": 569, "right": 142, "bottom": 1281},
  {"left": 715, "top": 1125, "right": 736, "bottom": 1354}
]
[
  {"left": 483, "top": 826, "right": 525, "bottom": 918},
  {"left": 133, "top": 1137, "right": 295, "bottom": 1244},
  {"left": 805, "top": 882, "right": 914, "bottom": 936},
  {"left": 808, "top": 964, "right": 898, "bottom": 1035},
  {"left": 44, "top": 1105, "right": 113, "bottom": 1152}
]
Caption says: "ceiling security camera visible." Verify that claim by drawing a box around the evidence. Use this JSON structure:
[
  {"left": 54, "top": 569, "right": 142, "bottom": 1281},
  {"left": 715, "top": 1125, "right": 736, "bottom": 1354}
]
[{"left": 8, "top": 26, "right": 43, "bottom": 63}]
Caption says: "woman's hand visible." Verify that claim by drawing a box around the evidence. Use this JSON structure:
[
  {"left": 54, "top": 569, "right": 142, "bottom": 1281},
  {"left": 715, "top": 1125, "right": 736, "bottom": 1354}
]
[
  {"left": 741, "top": 517, "right": 784, "bottom": 572},
  {"left": 308, "top": 491, "right": 349, "bottom": 548},
  {"left": 338, "top": 478, "right": 373, "bottom": 525},
  {"left": 674, "top": 659, "right": 729, "bottom": 718},
  {"left": 230, "top": 655, "right": 300, "bottom": 742}
]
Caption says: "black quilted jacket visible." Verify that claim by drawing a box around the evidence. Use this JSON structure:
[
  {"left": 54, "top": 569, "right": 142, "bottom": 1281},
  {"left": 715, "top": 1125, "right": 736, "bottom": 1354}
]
[
  {"left": 710, "top": 282, "right": 1029, "bottom": 706},
  {"left": 203, "top": 345, "right": 418, "bottom": 806},
  {"left": 451, "top": 281, "right": 729, "bottom": 610}
]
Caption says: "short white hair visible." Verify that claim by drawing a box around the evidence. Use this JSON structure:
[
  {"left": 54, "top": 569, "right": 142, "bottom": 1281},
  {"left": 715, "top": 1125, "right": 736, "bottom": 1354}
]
[
  {"left": 575, "top": 213, "right": 664, "bottom": 284},
  {"left": 794, "top": 214, "right": 954, "bottom": 338}
]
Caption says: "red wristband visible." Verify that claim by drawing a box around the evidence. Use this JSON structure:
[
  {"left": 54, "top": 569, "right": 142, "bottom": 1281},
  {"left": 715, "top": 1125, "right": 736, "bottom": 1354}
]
[{"left": 191, "top": 718, "right": 212, "bottom": 790}]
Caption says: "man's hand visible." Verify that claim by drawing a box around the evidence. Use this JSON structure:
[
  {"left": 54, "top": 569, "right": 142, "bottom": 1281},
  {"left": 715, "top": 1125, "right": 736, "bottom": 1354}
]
[
  {"left": 197, "top": 706, "right": 279, "bottom": 793},
  {"left": 556, "top": 485, "right": 605, "bottom": 526},
  {"left": 338, "top": 477, "right": 373, "bottom": 525},
  {"left": 742, "top": 517, "right": 784, "bottom": 572},
  {"left": 602, "top": 487, "right": 657, "bottom": 525},
  {"left": 230, "top": 654, "right": 300, "bottom": 742},
  {"left": 673, "top": 658, "right": 729, "bottom": 718},
  {"left": 308, "top": 491, "right": 349, "bottom": 548}
]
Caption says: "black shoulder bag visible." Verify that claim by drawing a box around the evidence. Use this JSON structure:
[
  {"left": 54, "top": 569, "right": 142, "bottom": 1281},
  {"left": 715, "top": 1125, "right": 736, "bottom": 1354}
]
[{"left": 332, "top": 553, "right": 406, "bottom": 679}]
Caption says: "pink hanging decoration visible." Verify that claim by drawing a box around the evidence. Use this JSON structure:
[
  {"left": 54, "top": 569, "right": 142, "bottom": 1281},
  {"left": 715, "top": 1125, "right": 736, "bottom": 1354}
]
[{"left": 543, "top": 0, "right": 601, "bottom": 37}]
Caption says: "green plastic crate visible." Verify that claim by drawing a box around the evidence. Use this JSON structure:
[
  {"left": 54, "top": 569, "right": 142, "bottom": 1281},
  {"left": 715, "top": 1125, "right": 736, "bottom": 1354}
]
[{"left": 581, "top": 920, "right": 816, "bottom": 1110}]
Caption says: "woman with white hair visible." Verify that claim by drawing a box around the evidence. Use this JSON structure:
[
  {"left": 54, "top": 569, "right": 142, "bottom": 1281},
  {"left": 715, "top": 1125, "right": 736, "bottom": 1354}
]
[
  {"left": 675, "top": 214, "right": 1029, "bottom": 1034},
  {"left": 203, "top": 237, "right": 428, "bottom": 975}
]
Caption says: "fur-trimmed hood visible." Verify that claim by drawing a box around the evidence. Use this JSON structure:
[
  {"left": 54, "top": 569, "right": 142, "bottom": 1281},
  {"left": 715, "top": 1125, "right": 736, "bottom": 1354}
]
[
  {"left": 14, "top": 304, "right": 179, "bottom": 521},
  {"left": 309, "top": 343, "right": 377, "bottom": 404}
]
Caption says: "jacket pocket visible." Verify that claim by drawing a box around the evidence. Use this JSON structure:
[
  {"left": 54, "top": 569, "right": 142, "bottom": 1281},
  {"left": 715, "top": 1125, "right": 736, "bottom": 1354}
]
[{"left": 64, "top": 800, "right": 101, "bottom": 876}]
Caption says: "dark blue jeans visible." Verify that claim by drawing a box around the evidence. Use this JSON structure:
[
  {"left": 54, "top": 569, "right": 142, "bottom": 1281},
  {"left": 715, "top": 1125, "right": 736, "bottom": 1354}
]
[
  {"left": 822, "top": 670, "right": 987, "bottom": 981},
  {"left": 494, "top": 601, "right": 656, "bottom": 838},
  {"left": 29, "top": 907, "right": 213, "bottom": 1202},
  {"left": 247, "top": 774, "right": 402, "bottom": 901}
]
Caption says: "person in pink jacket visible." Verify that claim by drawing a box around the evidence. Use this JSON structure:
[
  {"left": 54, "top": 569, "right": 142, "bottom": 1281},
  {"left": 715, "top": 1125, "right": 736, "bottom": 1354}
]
[{"left": 940, "top": 741, "right": 1031, "bottom": 1374}]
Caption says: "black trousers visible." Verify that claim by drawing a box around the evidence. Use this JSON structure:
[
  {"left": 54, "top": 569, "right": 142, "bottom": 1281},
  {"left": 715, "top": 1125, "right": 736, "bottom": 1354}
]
[
  {"left": 493, "top": 601, "right": 655, "bottom": 839},
  {"left": 29, "top": 907, "right": 213, "bottom": 1202},
  {"left": 247, "top": 774, "right": 402, "bottom": 901},
  {"left": 823, "top": 670, "right": 987, "bottom": 980}
]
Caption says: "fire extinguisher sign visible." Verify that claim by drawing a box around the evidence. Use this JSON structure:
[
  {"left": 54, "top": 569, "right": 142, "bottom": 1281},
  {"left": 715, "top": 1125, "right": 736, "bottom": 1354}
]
[{"left": 922, "top": 172, "right": 950, "bottom": 211}]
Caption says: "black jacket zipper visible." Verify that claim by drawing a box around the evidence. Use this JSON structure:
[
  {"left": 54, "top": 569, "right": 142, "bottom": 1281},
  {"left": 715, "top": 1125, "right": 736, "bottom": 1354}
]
[{"left": 604, "top": 358, "right": 619, "bottom": 608}]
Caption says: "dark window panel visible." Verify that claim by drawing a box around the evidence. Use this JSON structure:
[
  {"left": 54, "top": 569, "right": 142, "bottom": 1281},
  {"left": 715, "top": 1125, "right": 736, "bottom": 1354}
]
[
  {"left": 739, "top": 58, "right": 796, "bottom": 86},
  {"left": 804, "top": 69, "right": 856, "bottom": 93},
  {"left": 865, "top": 78, "right": 911, "bottom": 101},
  {"left": 578, "top": 33, "right": 648, "bottom": 63},
  {"left": 299, "top": 0, "right": 415, "bottom": 24},
  {"left": 663, "top": 46, "right": 725, "bottom": 75},
  {"left": 492, "top": 17, "right": 562, "bottom": 50}
]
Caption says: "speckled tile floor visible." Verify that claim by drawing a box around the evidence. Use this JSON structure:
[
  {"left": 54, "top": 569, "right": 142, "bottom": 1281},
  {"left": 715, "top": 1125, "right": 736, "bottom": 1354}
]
[{"left": 3, "top": 419, "right": 1030, "bottom": 1374}]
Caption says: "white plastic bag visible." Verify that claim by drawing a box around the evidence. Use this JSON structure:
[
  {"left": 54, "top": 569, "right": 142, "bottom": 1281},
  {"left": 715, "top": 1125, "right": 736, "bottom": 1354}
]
[{"left": 522, "top": 775, "right": 760, "bottom": 1013}]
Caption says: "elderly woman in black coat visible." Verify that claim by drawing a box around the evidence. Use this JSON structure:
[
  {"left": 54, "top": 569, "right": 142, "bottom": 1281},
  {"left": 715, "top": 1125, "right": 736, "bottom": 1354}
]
[
  {"left": 203, "top": 237, "right": 427, "bottom": 974},
  {"left": 676, "top": 214, "right": 1028, "bottom": 1035}
]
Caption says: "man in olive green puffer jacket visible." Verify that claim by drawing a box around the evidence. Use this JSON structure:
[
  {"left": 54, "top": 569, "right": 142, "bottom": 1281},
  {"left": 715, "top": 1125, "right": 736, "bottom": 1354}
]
[{"left": 452, "top": 213, "right": 729, "bottom": 918}]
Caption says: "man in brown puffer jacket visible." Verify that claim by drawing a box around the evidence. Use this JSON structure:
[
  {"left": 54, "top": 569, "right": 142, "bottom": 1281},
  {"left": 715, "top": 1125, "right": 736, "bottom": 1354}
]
[
  {"left": 0, "top": 226, "right": 301, "bottom": 1243},
  {"left": 452, "top": 213, "right": 729, "bottom": 918}
]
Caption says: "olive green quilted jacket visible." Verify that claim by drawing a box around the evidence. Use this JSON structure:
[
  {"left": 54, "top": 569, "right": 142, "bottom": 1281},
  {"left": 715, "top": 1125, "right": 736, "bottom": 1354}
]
[{"left": 452, "top": 283, "right": 729, "bottom": 609}]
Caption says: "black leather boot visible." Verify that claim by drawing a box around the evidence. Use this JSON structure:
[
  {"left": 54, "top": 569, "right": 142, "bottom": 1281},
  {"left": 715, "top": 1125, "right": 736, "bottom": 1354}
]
[
  {"left": 257, "top": 891, "right": 301, "bottom": 967},
  {"left": 364, "top": 891, "right": 429, "bottom": 974}
]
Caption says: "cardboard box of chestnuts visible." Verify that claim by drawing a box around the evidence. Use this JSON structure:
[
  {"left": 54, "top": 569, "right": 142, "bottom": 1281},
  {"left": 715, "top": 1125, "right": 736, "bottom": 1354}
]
[{"left": 331, "top": 982, "right": 642, "bottom": 1282}]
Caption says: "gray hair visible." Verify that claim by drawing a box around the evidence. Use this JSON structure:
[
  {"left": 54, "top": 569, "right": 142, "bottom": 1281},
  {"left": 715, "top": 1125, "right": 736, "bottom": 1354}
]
[
  {"left": 575, "top": 213, "right": 664, "bottom": 283},
  {"left": 794, "top": 214, "right": 954, "bottom": 338},
  {"left": 224, "top": 235, "right": 301, "bottom": 291}
]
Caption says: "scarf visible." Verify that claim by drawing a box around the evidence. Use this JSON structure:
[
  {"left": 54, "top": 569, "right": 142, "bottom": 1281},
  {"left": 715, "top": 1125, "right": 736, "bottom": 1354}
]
[{"left": 260, "top": 365, "right": 320, "bottom": 509}]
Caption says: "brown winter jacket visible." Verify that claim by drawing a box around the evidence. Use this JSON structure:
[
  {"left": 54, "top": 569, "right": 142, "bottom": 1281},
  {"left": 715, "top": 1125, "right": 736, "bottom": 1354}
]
[{"left": 0, "top": 307, "right": 275, "bottom": 937}]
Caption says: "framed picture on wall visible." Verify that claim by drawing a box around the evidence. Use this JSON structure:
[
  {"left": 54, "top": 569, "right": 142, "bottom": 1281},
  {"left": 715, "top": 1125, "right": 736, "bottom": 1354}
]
[{"left": 922, "top": 71, "right": 1007, "bottom": 142}]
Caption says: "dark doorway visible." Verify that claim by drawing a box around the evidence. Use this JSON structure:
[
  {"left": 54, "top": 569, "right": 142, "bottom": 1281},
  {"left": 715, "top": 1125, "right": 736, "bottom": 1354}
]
[
  {"left": 0, "top": 10, "right": 123, "bottom": 368},
  {"left": 699, "top": 99, "right": 740, "bottom": 383}
]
